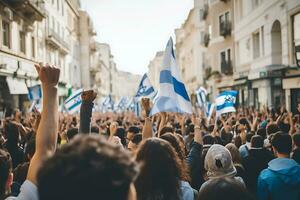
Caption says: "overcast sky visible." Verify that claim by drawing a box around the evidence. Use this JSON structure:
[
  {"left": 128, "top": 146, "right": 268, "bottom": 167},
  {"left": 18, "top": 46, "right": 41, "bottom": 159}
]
[{"left": 81, "top": 0, "right": 193, "bottom": 75}]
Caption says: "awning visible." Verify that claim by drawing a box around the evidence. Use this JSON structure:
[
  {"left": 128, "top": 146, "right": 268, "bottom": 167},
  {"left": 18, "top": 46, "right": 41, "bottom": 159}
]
[{"left": 6, "top": 77, "right": 28, "bottom": 95}]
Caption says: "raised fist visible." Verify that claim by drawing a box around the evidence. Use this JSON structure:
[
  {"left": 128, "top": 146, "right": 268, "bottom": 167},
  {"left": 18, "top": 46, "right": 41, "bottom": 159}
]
[
  {"left": 81, "top": 90, "right": 97, "bottom": 103},
  {"left": 35, "top": 64, "right": 60, "bottom": 87}
]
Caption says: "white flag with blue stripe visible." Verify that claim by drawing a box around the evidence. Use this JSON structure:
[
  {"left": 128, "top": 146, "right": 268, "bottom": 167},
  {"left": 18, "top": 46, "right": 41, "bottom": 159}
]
[
  {"left": 215, "top": 90, "right": 238, "bottom": 117},
  {"left": 150, "top": 38, "right": 192, "bottom": 115},
  {"left": 206, "top": 102, "right": 215, "bottom": 121},
  {"left": 64, "top": 89, "right": 83, "bottom": 114},
  {"left": 135, "top": 73, "right": 156, "bottom": 99},
  {"left": 28, "top": 85, "right": 42, "bottom": 101},
  {"left": 196, "top": 87, "right": 207, "bottom": 107}
]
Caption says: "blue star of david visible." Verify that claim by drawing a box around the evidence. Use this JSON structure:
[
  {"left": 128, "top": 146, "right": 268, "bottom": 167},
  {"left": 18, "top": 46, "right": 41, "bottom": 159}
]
[
  {"left": 138, "top": 85, "right": 147, "bottom": 94},
  {"left": 224, "top": 95, "right": 234, "bottom": 103}
]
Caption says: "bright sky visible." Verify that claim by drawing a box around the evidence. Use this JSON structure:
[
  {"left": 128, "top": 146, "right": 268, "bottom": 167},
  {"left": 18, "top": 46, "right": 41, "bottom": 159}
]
[{"left": 81, "top": 0, "right": 193, "bottom": 75}]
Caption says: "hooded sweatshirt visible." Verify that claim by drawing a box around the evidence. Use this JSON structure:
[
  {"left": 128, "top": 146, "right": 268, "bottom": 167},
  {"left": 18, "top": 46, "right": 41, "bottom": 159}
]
[{"left": 257, "top": 158, "right": 300, "bottom": 200}]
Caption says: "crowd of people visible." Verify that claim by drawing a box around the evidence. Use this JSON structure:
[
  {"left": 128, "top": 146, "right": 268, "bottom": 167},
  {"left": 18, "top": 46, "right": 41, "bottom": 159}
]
[{"left": 0, "top": 64, "right": 300, "bottom": 200}]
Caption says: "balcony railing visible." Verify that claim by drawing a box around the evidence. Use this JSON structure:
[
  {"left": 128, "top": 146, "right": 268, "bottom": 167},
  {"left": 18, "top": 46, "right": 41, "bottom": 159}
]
[
  {"left": 5, "top": 0, "right": 46, "bottom": 21},
  {"left": 221, "top": 60, "right": 233, "bottom": 75},
  {"left": 220, "top": 20, "right": 232, "bottom": 37},
  {"left": 46, "top": 28, "right": 69, "bottom": 54}
]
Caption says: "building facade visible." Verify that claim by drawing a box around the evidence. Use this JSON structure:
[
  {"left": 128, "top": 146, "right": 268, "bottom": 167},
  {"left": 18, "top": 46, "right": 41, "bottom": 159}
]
[
  {"left": 234, "top": 0, "right": 300, "bottom": 111},
  {"left": 0, "top": 0, "right": 46, "bottom": 112},
  {"left": 147, "top": 51, "right": 164, "bottom": 90}
]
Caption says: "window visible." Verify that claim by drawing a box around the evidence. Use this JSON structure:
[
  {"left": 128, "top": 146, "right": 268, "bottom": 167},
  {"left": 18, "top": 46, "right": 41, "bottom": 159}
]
[
  {"left": 57, "top": 0, "right": 60, "bottom": 11},
  {"left": 220, "top": 49, "right": 232, "bottom": 74},
  {"left": 31, "top": 36, "right": 35, "bottom": 58},
  {"left": 219, "top": 12, "right": 230, "bottom": 36},
  {"left": 62, "top": 0, "right": 64, "bottom": 16},
  {"left": 20, "top": 31, "right": 26, "bottom": 54},
  {"left": 253, "top": 31, "right": 260, "bottom": 59},
  {"left": 2, "top": 21, "right": 10, "bottom": 48},
  {"left": 261, "top": 26, "right": 264, "bottom": 56}
]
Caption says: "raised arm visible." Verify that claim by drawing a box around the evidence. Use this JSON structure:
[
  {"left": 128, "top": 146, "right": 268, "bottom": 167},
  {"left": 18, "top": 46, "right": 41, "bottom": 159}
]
[
  {"left": 27, "top": 64, "right": 60, "bottom": 184},
  {"left": 141, "top": 98, "right": 152, "bottom": 140},
  {"left": 79, "top": 90, "right": 97, "bottom": 134}
]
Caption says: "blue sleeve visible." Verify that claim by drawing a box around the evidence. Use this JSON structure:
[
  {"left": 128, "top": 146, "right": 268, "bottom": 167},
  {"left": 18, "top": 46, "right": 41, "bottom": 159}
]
[
  {"left": 79, "top": 101, "right": 94, "bottom": 134},
  {"left": 257, "top": 173, "right": 269, "bottom": 200},
  {"left": 186, "top": 141, "right": 202, "bottom": 167}
]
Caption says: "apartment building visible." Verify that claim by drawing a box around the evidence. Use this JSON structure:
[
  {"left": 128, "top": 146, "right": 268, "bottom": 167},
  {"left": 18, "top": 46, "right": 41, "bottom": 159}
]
[{"left": 0, "top": 0, "right": 46, "bottom": 111}]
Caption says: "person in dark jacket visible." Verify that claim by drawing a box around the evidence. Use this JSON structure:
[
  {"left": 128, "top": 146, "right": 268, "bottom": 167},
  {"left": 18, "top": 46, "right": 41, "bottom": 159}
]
[
  {"left": 257, "top": 132, "right": 300, "bottom": 200},
  {"left": 242, "top": 135, "right": 274, "bottom": 194},
  {"left": 292, "top": 133, "right": 300, "bottom": 164}
]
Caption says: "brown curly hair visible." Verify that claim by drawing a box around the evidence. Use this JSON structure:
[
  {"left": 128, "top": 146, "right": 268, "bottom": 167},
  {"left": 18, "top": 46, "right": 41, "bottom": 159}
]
[{"left": 135, "top": 138, "right": 183, "bottom": 200}]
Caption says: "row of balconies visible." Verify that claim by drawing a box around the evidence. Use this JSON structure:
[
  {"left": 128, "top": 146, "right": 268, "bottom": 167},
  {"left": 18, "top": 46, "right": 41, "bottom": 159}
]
[
  {"left": 46, "top": 28, "right": 69, "bottom": 54},
  {"left": 200, "top": 0, "right": 230, "bottom": 20},
  {"left": 4, "top": 0, "right": 46, "bottom": 22}
]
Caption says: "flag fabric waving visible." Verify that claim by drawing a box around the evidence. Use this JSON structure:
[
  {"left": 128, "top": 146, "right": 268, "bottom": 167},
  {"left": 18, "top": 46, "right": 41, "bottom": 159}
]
[
  {"left": 196, "top": 87, "right": 207, "bottom": 108},
  {"left": 28, "top": 85, "right": 42, "bottom": 101},
  {"left": 206, "top": 102, "right": 215, "bottom": 121},
  {"left": 135, "top": 73, "right": 156, "bottom": 99},
  {"left": 150, "top": 38, "right": 192, "bottom": 116},
  {"left": 64, "top": 89, "right": 83, "bottom": 114},
  {"left": 215, "top": 90, "right": 238, "bottom": 117}
]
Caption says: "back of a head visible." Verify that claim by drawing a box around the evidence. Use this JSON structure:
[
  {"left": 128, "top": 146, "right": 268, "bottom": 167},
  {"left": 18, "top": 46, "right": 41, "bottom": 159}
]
[
  {"left": 37, "top": 135, "right": 138, "bottom": 200},
  {"left": 251, "top": 135, "right": 264, "bottom": 149},
  {"left": 4, "top": 122, "right": 19, "bottom": 147},
  {"left": 131, "top": 134, "right": 142, "bottom": 146},
  {"left": 66, "top": 128, "right": 78, "bottom": 140},
  {"left": 0, "top": 149, "right": 12, "bottom": 198},
  {"left": 246, "top": 133, "right": 254, "bottom": 143},
  {"left": 135, "top": 138, "right": 181, "bottom": 200},
  {"left": 198, "top": 177, "right": 255, "bottom": 200},
  {"left": 160, "top": 126, "right": 174, "bottom": 136},
  {"left": 225, "top": 143, "right": 242, "bottom": 164},
  {"left": 293, "top": 133, "right": 300, "bottom": 148},
  {"left": 271, "top": 131, "right": 292, "bottom": 155},
  {"left": 128, "top": 126, "right": 140, "bottom": 135},
  {"left": 266, "top": 123, "right": 280, "bottom": 136},
  {"left": 257, "top": 128, "right": 267, "bottom": 140},
  {"left": 203, "top": 135, "right": 215, "bottom": 145}
]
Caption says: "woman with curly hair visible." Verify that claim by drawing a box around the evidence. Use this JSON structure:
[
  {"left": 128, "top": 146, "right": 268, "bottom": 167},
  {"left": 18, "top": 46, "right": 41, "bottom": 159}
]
[{"left": 135, "top": 138, "right": 194, "bottom": 200}]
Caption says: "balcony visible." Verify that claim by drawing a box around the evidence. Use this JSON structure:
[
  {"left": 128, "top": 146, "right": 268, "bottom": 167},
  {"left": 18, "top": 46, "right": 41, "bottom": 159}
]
[
  {"left": 5, "top": 0, "right": 46, "bottom": 22},
  {"left": 200, "top": 4, "right": 208, "bottom": 20},
  {"left": 201, "top": 33, "right": 210, "bottom": 47},
  {"left": 46, "top": 28, "right": 69, "bottom": 54},
  {"left": 221, "top": 60, "right": 233, "bottom": 75},
  {"left": 220, "top": 20, "right": 232, "bottom": 37}
]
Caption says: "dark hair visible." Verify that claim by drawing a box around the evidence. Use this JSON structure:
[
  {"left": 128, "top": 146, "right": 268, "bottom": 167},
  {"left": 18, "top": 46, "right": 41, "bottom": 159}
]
[
  {"left": 135, "top": 138, "right": 182, "bottom": 200},
  {"left": 239, "top": 118, "right": 250, "bottom": 130},
  {"left": 198, "top": 178, "right": 255, "bottom": 200},
  {"left": 160, "top": 133, "right": 190, "bottom": 182},
  {"left": 257, "top": 128, "right": 267, "bottom": 140},
  {"left": 234, "top": 135, "right": 243, "bottom": 149},
  {"left": 246, "top": 133, "right": 254, "bottom": 143},
  {"left": 4, "top": 122, "right": 20, "bottom": 147},
  {"left": 0, "top": 149, "right": 12, "bottom": 199},
  {"left": 131, "top": 134, "right": 142, "bottom": 145},
  {"left": 160, "top": 126, "right": 174, "bottom": 136},
  {"left": 203, "top": 135, "right": 215, "bottom": 145},
  {"left": 266, "top": 123, "right": 280, "bottom": 136},
  {"left": 115, "top": 128, "right": 127, "bottom": 147},
  {"left": 251, "top": 135, "right": 264, "bottom": 148},
  {"left": 91, "top": 126, "right": 99, "bottom": 134},
  {"left": 25, "top": 138, "right": 36, "bottom": 161},
  {"left": 66, "top": 128, "right": 79, "bottom": 140},
  {"left": 37, "top": 135, "right": 138, "bottom": 200},
  {"left": 13, "top": 162, "right": 29, "bottom": 187},
  {"left": 293, "top": 133, "right": 300, "bottom": 147},
  {"left": 271, "top": 131, "right": 292, "bottom": 155},
  {"left": 128, "top": 126, "right": 140, "bottom": 134}
]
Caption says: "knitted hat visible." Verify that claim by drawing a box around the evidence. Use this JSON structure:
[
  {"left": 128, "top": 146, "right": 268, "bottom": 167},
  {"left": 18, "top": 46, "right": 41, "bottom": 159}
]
[{"left": 205, "top": 144, "right": 237, "bottom": 179}]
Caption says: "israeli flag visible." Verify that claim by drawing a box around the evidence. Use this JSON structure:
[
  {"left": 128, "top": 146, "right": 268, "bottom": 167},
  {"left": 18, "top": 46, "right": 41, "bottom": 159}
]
[
  {"left": 215, "top": 90, "right": 238, "bottom": 117},
  {"left": 28, "top": 85, "right": 42, "bottom": 101},
  {"left": 64, "top": 89, "right": 83, "bottom": 114},
  {"left": 117, "top": 97, "right": 128, "bottom": 111},
  {"left": 150, "top": 38, "right": 192, "bottom": 115},
  {"left": 206, "top": 102, "right": 215, "bottom": 121},
  {"left": 102, "top": 95, "right": 114, "bottom": 111},
  {"left": 196, "top": 87, "right": 207, "bottom": 107},
  {"left": 135, "top": 73, "right": 156, "bottom": 100}
]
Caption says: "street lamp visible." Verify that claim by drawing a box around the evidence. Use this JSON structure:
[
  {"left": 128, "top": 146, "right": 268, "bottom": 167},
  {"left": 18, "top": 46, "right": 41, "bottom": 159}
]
[{"left": 295, "top": 44, "right": 300, "bottom": 68}]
